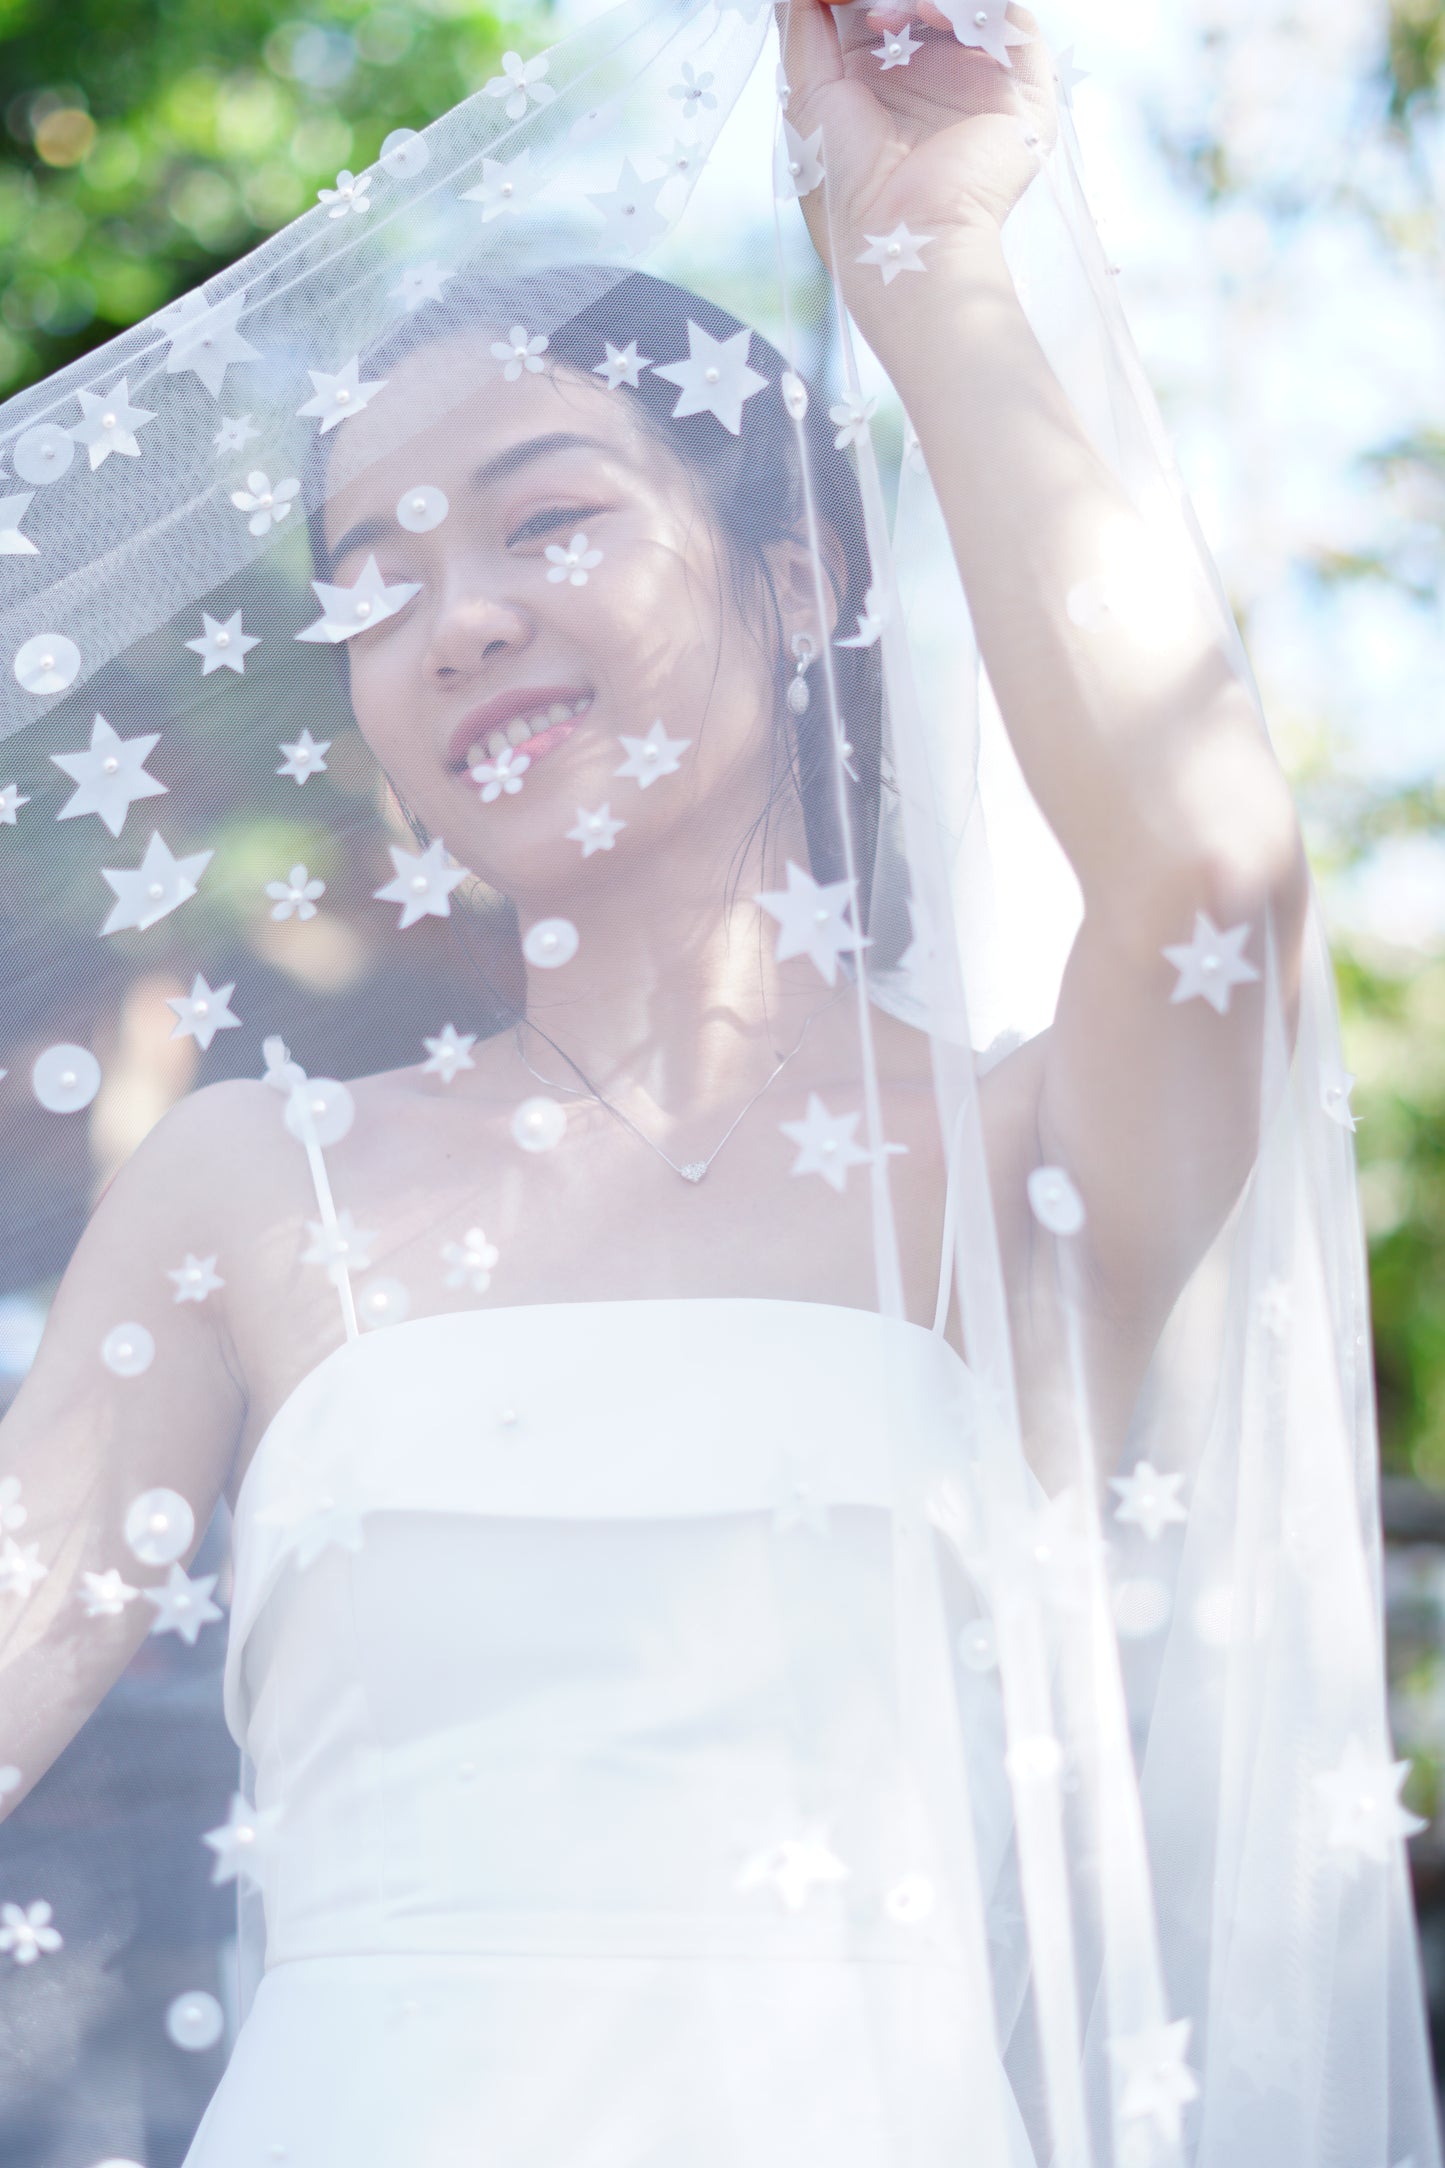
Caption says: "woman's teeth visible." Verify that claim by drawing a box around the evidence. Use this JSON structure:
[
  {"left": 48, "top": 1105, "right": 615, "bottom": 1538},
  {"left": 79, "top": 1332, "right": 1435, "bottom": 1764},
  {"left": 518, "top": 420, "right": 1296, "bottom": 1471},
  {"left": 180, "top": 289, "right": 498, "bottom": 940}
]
[{"left": 467, "top": 696, "right": 591, "bottom": 767}]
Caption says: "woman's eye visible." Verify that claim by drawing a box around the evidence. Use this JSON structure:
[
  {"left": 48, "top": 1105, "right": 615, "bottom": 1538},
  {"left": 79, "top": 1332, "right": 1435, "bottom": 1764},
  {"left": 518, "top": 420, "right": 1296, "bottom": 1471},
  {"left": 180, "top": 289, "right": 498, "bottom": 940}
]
[{"left": 507, "top": 504, "right": 605, "bottom": 546}]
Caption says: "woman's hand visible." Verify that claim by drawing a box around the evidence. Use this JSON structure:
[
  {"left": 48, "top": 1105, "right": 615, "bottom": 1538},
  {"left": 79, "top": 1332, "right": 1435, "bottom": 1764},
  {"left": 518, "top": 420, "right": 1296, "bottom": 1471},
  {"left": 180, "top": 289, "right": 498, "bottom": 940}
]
[{"left": 777, "top": 0, "right": 1056, "bottom": 295}]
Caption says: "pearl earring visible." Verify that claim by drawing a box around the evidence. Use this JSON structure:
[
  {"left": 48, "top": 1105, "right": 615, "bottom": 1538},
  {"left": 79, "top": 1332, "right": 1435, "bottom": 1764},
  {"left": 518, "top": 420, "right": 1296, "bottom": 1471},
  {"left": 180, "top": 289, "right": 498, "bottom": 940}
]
[{"left": 787, "top": 630, "right": 816, "bottom": 716}]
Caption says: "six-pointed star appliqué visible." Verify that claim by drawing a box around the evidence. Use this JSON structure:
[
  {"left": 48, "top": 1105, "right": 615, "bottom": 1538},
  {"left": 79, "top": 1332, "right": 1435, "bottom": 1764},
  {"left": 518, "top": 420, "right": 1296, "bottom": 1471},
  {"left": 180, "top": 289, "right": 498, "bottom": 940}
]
[
  {"left": 70, "top": 379, "right": 156, "bottom": 469},
  {"left": 614, "top": 719, "right": 691, "bottom": 787},
  {"left": 167, "top": 972, "right": 241, "bottom": 1050},
  {"left": 296, "top": 555, "right": 421, "bottom": 643},
  {"left": 101, "top": 832, "right": 213, "bottom": 936},
  {"left": 160, "top": 290, "right": 261, "bottom": 398},
  {"left": 185, "top": 609, "right": 259, "bottom": 675},
  {"left": 1162, "top": 911, "right": 1260, "bottom": 1015},
  {"left": 374, "top": 838, "right": 468, "bottom": 928},
  {"left": 296, "top": 356, "right": 388, "bottom": 434},
  {"left": 780, "top": 1093, "right": 874, "bottom": 1194}
]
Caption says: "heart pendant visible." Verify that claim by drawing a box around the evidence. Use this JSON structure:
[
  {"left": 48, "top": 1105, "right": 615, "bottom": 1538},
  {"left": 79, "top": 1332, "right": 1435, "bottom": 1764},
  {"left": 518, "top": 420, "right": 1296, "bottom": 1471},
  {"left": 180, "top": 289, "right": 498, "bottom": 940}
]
[{"left": 680, "top": 1162, "right": 708, "bottom": 1183}]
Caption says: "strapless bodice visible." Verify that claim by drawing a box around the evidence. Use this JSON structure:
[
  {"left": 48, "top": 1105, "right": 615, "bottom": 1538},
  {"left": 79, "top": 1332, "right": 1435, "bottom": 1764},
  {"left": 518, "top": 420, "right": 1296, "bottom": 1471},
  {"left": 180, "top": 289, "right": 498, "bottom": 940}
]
[{"left": 225, "top": 1299, "right": 1015, "bottom": 1970}]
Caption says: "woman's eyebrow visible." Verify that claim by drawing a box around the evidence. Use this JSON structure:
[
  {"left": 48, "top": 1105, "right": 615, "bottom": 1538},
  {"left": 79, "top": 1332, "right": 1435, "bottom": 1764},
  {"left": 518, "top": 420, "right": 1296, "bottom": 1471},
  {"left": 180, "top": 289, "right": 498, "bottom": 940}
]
[{"left": 327, "top": 433, "right": 616, "bottom": 568}]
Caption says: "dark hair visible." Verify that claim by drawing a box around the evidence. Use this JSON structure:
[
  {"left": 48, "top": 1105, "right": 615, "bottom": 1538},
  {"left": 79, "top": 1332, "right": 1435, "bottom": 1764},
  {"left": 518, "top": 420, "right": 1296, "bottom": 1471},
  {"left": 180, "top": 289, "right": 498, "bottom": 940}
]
[{"left": 312, "top": 263, "right": 884, "bottom": 897}]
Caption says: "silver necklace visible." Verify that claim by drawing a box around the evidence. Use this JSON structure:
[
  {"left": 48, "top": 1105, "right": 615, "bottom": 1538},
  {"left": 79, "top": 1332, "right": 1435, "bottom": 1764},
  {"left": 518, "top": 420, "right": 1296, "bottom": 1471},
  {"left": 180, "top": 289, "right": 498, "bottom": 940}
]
[{"left": 511, "top": 990, "right": 846, "bottom": 1184}]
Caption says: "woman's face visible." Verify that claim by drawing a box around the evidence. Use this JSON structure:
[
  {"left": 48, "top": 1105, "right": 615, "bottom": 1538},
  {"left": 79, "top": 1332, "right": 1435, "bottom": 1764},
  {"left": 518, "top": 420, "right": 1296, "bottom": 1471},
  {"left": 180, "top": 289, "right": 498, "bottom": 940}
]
[{"left": 321, "top": 331, "right": 795, "bottom": 915}]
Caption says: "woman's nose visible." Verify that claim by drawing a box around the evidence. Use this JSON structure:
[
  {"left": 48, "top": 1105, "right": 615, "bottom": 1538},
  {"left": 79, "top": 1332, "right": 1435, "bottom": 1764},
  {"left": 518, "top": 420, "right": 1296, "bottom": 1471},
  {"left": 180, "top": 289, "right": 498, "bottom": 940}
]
[{"left": 425, "top": 580, "right": 534, "bottom": 681}]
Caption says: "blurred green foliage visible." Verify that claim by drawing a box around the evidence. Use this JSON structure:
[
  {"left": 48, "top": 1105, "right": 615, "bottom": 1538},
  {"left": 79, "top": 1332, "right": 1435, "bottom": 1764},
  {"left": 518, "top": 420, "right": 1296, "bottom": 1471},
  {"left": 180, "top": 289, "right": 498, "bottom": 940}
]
[{"left": 0, "top": 0, "right": 538, "bottom": 395}]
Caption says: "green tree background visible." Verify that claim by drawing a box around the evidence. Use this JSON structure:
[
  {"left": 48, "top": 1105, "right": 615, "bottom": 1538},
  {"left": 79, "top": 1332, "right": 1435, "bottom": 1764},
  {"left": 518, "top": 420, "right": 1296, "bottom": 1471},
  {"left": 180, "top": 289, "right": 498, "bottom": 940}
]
[{"left": 0, "top": 0, "right": 1441, "bottom": 1488}]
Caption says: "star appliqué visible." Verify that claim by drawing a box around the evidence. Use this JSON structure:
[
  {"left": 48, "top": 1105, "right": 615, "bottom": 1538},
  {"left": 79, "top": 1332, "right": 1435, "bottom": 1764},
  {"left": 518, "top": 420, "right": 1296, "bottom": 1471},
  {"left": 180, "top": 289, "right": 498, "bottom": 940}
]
[
  {"left": 100, "top": 832, "right": 213, "bottom": 936},
  {"left": 52, "top": 714, "right": 167, "bottom": 836},
  {"left": 296, "top": 555, "right": 421, "bottom": 643},
  {"left": 1109, "top": 1460, "right": 1188, "bottom": 1541},
  {"left": 70, "top": 379, "right": 156, "bottom": 469},
  {"left": 185, "top": 609, "right": 259, "bottom": 675},
  {"left": 296, "top": 356, "right": 388, "bottom": 435},
  {"left": 934, "top": 0, "right": 1032, "bottom": 65},
  {"left": 780, "top": 1094, "right": 873, "bottom": 1194},
  {"left": 1317, "top": 1737, "right": 1427, "bottom": 1869},
  {"left": 277, "top": 728, "right": 331, "bottom": 783},
  {"left": 567, "top": 803, "right": 626, "bottom": 857},
  {"left": 755, "top": 859, "right": 870, "bottom": 985},
  {"left": 159, "top": 290, "right": 261, "bottom": 398},
  {"left": 167, "top": 972, "right": 240, "bottom": 1050},
  {"left": 587, "top": 158, "right": 669, "bottom": 255},
  {"left": 202, "top": 1793, "right": 282, "bottom": 1885},
  {"left": 1162, "top": 911, "right": 1260, "bottom": 1015},
  {"left": 144, "top": 1563, "right": 223, "bottom": 1644},
  {"left": 0, "top": 492, "right": 37, "bottom": 556},
  {"left": 857, "top": 224, "right": 934, "bottom": 284},
  {"left": 614, "top": 719, "right": 690, "bottom": 788},
  {"left": 422, "top": 1023, "right": 476, "bottom": 1082},
  {"left": 1106, "top": 2017, "right": 1199, "bottom": 2143},
  {"left": 735, "top": 1827, "right": 849, "bottom": 1912},
  {"left": 373, "top": 837, "right": 467, "bottom": 928},
  {"left": 460, "top": 150, "right": 537, "bottom": 220},
  {"left": 168, "top": 1253, "right": 224, "bottom": 1303},
  {"left": 593, "top": 340, "right": 653, "bottom": 391},
  {"left": 654, "top": 321, "right": 769, "bottom": 436}
]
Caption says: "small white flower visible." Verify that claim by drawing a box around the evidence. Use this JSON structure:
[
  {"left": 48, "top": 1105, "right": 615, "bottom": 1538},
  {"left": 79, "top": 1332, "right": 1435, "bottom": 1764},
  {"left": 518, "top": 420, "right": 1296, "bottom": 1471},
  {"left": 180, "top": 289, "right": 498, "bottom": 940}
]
[
  {"left": 301, "top": 1210, "right": 377, "bottom": 1280},
  {"left": 230, "top": 471, "right": 300, "bottom": 538},
  {"left": 0, "top": 1899, "right": 62, "bottom": 1965},
  {"left": 442, "top": 1226, "right": 501, "bottom": 1294},
  {"left": 0, "top": 1538, "right": 47, "bottom": 1600},
  {"left": 490, "top": 324, "right": 549, "bottom": 381},
  {"left": 544, "top": 531, "right": 602, "bottom": 586},
  {"left": 829, "top": 393, "right": 877, "bottom": 451},
  {"left": 671, "top": 61, "right": 717, "bottom": 118},
  {"left": 213, "top": 414, "right": 258, "bottom": 454},
  {"left": 485, "top": 50, "right": 554, "bottom": 121},
  {"left": 317, "top": 168, "right": 372, "bottom": 218},
  {"left": 471, "top": 745, "right": 531, "bottom": 802},
  {"left": 266, "top": 864, "right": 325, "bottom": 921}
]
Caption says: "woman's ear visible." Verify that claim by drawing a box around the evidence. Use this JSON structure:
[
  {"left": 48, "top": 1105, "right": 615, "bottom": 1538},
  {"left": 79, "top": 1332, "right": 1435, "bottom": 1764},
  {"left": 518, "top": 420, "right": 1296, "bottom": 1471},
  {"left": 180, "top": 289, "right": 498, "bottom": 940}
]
[{"left": 762, "top": 525, "right": 848, "bottom": 650}]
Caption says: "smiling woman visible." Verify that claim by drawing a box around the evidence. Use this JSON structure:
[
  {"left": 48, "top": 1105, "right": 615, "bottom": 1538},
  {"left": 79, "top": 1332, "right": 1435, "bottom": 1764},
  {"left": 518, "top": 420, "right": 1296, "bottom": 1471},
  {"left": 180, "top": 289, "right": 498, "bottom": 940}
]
[{"left": 0, "top": 3, "right": 1435, "bottom": 2166}]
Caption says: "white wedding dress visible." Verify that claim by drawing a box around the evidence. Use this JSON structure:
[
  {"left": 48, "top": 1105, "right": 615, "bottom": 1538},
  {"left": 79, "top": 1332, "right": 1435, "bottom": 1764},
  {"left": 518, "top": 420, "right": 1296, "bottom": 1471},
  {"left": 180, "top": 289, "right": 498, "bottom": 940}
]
[{"left": 183, "top": 1144, "right": 1039, "bottom": 2166}]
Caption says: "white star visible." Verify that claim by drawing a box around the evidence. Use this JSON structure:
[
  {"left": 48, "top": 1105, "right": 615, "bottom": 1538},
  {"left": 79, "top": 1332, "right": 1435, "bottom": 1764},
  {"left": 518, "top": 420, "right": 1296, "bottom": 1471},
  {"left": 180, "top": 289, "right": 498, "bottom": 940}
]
[
  {"left": 735, "top": 1827, "right": 849, "bottom": 1912},
  {"left": 373, "top": 837, "right": 467, "bottom": 928},
  {"left": 166, "top": 972, "right": 240, "bottom": 1051},
  {"left": 484, "top": 49, "right": 554, "bottom": 121},
  {"left": 755, "top": 859, "right": 870, "bottom": 984},
  {"left": 100, "top": 832, "right": 213, "bottom": 936},
  {"left": 296, "top": 356, "right": 388, "bottom": 435},
  {"left": 1162, "top": 911, "right": 1261, "bottom": 1015},
  {"left": 265, "top": 863, "right": 325, "bottom": 920},
  {"left": 460, "top": 150, "right": 537, "bottom": 220},
  {"left": 1106, "top": 2018, "right": 1199, "bottom": 2142},
  {"left": 614, "top": 718, "right": 691, "bottom": 788},
  {"left": 654, "top": 321, "right": 769, "bottom": 436},
  {"left": 857, "top": 223, "right": 934, "bottom": 284},
  {"left": 301, "top": 1209, "right": 376, "bottom": 1280},
  {"left": 296, "top": 555, "right": 421, "bottom": 644},
  {"left": 1054, "top": 44, "right": 1089, "bottom": 106},
  {"left": 214, "top": 413, "right": 259, "bottom": 454},
  {"left": 77, "top": 1566, "right": 139, "bottom": 1618},
  {"left": 159, "top": 290, "right": 261, "bottom": 399},
  {"left": 0, "top": 1537, "right": 47, "bottom": 1599},
  {"left": 276, "top": 727, "right": 331, "bottom": 783},
  {"left": 1317, "top": 1737, "right": 1427, "bottom": 1869},
  {"left": 442, "top": 1226, "right": 500, "bottom": 1293},
  {"left": 392, "top": 261, "right": 454, "bottom": 312},
  {"left": 780, "top": 1093, "right": 874, "bottom": 1194},
  {"left": 143, "top": 1562, "right": 223, "bottom": 1644},
  {"left": 1109, "top": 1460, "right": 1188, "bottom": 1541},
  {"left": 201, "top": 1793, "right": 282, "bottom": 1885},
  {"left": 587, "top": 158, "right": 670, "bottom": 255},
  {"left": 593, "top": 339, "right": 653, "bottom": 391},
  {"left": 69, "top": 379, "right": 156, "bottom": 469},
  {"left": 0, "top": 1900, "right": 62, "bottom": 1964},
  {"left": 168, "top": 1253, "right": 224, "bottom": 1303},
  {"left": 775, "top": 117, "right": 825, "bottom": 200},
  {"left": 1320, "top": 1060, "right": 1357, "bottom": 1130},
  {"left": 0, "top": 782, "right": 30, "bottom": 823},
  {"left": 0, "top": 490, "right": 37, "bottom": 555},
  {"left": 566, "top": 802, "right": 626, "bottom": 856},
  {"left": 185, "top": 608, "right": 259, "bottom": 675},
  {"left": 422, "top": 1022, "right": 476, "bottom": 1082},
  {"left": 51, "top": 713, "right": 167, "bottom": 836},
  {"left": 873, "top": 21, "right": 924, "bottom": 67}
]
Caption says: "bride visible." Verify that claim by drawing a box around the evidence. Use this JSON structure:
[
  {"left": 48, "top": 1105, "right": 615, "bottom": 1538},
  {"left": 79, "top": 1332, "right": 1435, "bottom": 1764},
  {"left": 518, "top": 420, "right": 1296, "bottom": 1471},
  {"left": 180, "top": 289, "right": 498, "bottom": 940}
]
[{"left": 0, "top": 4, "right": 1429, "bottom": 2164}]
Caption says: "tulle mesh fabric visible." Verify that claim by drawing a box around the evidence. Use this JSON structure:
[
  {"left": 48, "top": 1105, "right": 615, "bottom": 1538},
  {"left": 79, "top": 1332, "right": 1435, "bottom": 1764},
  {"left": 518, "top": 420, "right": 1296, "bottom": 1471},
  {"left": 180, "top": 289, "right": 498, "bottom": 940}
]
[{"left": 0, "top": 3, "right": 1437, "bottom": 2165}]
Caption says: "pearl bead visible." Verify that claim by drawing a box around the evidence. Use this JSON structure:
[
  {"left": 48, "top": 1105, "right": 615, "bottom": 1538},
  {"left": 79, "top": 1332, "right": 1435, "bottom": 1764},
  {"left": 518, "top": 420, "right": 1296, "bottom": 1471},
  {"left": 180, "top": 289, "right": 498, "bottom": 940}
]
[
  {"left": 498, "top": 1407, "right": 519, "bottom": 1427},
  {"left": 102, "top": 413, "right": 116, "bottom": 428},
  {"left": 412, "top": 496, "right": 426, "bottom": 512},
  {"left": 39, "top": 654, "right": 53, "bottom": 670},
  {"left": 643, "top": 745, "right": 658, "bottom": 760},
  {"left": 103, "top": 756, "right": 119, "bottom": 772},
  {"left": 705, "top": 366, "right": 719, "bottom": 383},
  {"left": 975, "top": 9, "right": 988, "bottom": 22},
  {"left": 60, "top": 1069, "right": 76, "bottom": 1087},
  {"left": 814, "top": 906, "right": 829, "bottom": 924},
  {"left": 887, "top": 241, "right": 901, "bottom": 258},
  {"left": 788, "top": 160, "right": 800, "bottom": 176},
  {"left": 147, "top": 881, "right": 165, "bottom": 900},
  {"left": 500, "top": 181, "right": 513, "bottom": 197},
  {"left": 411, "top": 874, "right": 427, "bottom": 892},
  {"left": 335, "top": 388, "right": 349, "bottom": 403},
  {"left": 215, "top": 631, "right": 230, "bottom": 647},
  {"left": 356, "top": 599, "right": 371, "bottom": 616},
  {"left": 194, "top": 1001, "right": 209, "bottom": 1016}
]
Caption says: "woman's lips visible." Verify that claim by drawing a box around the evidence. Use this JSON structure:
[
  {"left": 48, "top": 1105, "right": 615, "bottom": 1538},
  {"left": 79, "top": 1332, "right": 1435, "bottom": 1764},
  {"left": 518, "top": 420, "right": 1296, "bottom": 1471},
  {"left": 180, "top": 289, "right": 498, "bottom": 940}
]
[{"left": 493, "top": 717, "right": 578, "bottom": 772}]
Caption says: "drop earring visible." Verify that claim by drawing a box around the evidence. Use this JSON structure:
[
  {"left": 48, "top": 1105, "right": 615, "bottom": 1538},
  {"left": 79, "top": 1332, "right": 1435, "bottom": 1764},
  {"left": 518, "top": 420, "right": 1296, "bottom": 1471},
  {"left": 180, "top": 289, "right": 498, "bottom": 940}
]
[{"left": 787, "top": 630, "right": 816, "bottom": 716}]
